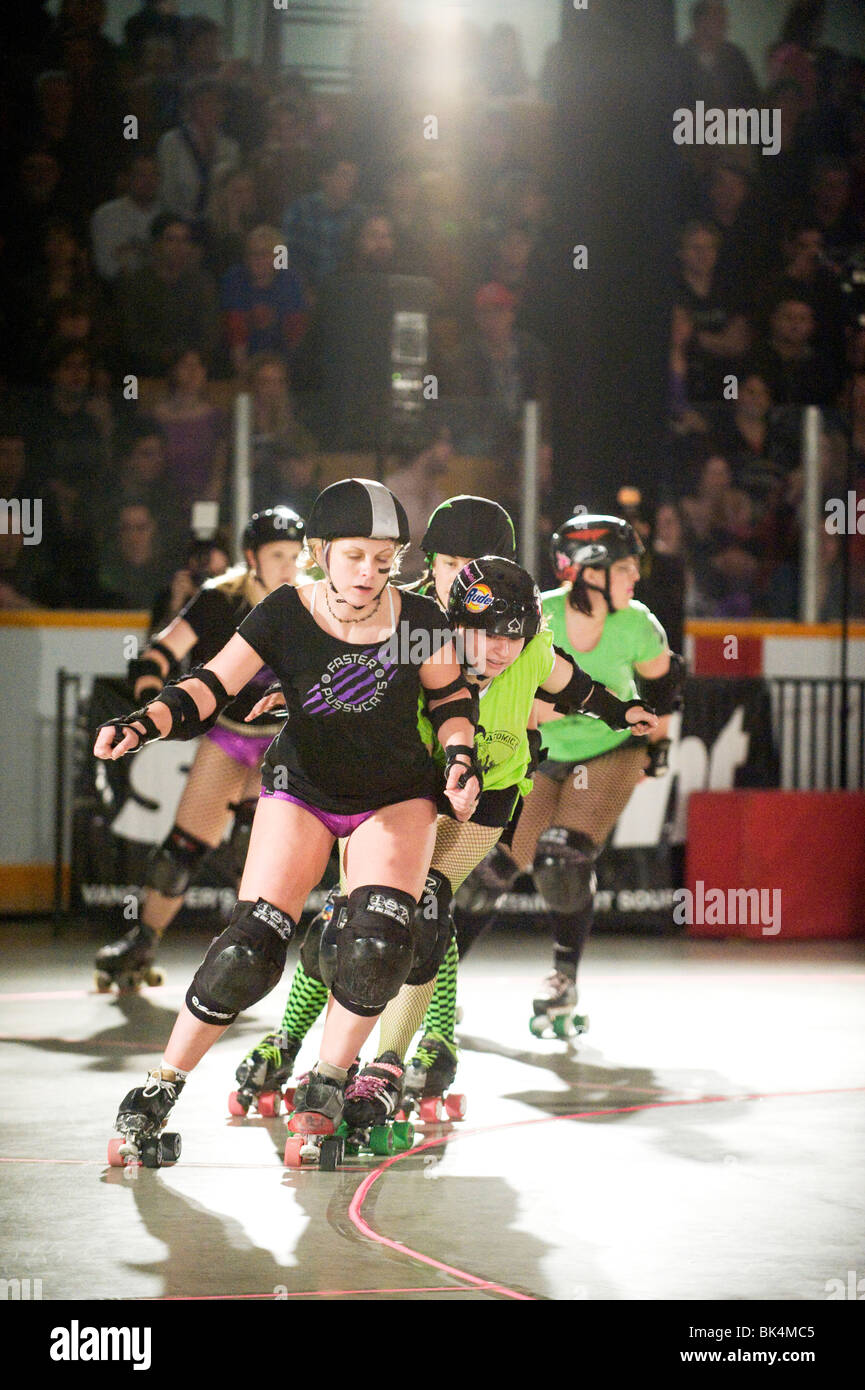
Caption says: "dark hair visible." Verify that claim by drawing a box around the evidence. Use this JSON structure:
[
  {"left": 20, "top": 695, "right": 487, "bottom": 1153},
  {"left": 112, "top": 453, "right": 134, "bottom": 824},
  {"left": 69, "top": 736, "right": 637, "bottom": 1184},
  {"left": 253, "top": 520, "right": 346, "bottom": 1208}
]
[
  {"left": 315, "top": 148, "right": 358, "bottom": 181},
  {"left": 778, "top": 0, "right": 825, "bottom": 48},
  {"left": 566, "top": 575, "right": 594, "bottom": 617},
  {"left": 150, "top": 211, "right": 192, "bottom": 242},
  {"left": 45, "top": 337, "right": 91, "bottom": 374},
  {"left": 113, "top": 415, "right": 165, "bottom": 463}
]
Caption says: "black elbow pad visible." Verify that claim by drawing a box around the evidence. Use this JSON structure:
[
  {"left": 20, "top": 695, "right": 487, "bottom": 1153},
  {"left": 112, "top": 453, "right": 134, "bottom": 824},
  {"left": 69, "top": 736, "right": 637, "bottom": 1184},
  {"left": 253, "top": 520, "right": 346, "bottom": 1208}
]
[{"left": 636, "top": 652, "right": 685, "bottom": 716}]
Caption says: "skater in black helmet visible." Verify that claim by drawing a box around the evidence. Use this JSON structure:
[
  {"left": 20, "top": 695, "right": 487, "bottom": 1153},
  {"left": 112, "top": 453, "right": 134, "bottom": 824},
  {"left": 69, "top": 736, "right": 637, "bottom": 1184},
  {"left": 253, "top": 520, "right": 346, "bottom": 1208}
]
[
  {"left": 93, "top": 507, "right": 306, "bottom": 993},
  {"left": 227, "top": 493, "right": 520, "bottom": 1116},
  {"left": 433, "top": 512, "right": 684, "bottom": 1045},
  {"left": 94, "top": 478, "right": 483, "bottom": 1169}
]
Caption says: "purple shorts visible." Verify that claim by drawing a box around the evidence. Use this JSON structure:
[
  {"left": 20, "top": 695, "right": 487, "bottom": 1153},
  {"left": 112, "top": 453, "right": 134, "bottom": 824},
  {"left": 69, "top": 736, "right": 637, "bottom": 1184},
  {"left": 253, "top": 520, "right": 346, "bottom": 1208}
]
[
  {"left": 259, "top": 786, "right": 378, "bottom": 838},
  {"left": 205, "top": 726, "right": 272, "bottom": 770}
]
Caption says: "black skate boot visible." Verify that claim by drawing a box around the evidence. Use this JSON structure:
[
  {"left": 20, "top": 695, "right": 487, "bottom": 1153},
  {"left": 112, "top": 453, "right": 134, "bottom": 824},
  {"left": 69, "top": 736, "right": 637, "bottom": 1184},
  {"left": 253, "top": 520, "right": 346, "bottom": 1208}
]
[
  {"left": 107, "top": 1066, "right": 184, "bottom": 1168},
  {"left": 529, "top": 967, "right": 589, "bottom": 1041},
  {"left": 94, "top": 922, "right": 163, "bottom": 993},
  {"left": 341, "top": 1053, "right": 414, "bottom": 1157},
  {"left": 229, "top": 1030, "right": 301, "bottom": 1116},
  {"left": 284, "top": 1066, "right": 349, "bottom": 1170},
  {"left": 403, "top": 1034, "right": 466, "bottom": 1122}
]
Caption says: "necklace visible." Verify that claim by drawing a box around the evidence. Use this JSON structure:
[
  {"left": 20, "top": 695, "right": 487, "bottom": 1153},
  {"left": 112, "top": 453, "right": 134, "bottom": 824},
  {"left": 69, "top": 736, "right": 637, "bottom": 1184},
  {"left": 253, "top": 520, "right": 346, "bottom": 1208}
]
[{"left": 323, "top": 582, "right": 383, "bottom": 626}]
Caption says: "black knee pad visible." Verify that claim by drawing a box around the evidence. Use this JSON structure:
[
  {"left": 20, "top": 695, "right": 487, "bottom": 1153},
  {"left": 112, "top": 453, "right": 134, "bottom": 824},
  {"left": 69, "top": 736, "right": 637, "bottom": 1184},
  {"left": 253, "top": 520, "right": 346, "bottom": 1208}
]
[
  {"left": 145, "top": 824, "right": 210, "bottom": 897},
  {"left": 533, "top": 828, "right": 598, "bottom": 916},
  {"left": 227, "top": 798, "right": 257, "bottom": 880},
  {"left": 302, "top": 889, "right": 346, "bottom": 985},
  {"left": 406, "top": 870, "right": 453, "bottom": 986},
  {"left": 186, "top": 897, "right": 295, "bottom": 1025},
  {"left": 329, "top": 884, "right": 417, "bottom": 1018}
]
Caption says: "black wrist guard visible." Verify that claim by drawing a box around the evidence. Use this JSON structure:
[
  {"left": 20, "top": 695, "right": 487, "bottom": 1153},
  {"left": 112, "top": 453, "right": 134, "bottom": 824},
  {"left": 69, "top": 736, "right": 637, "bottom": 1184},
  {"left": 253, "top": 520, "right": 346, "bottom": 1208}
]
[
  {"left": 159, "top": 666, "right": 231, "bottom": 739},
  {"left": 444, "top": 744, "right": 484, "bottom": 791},
  {"left": 644, "top": 738, "right": 672, "bottom": 777},
  {"left": 96, "top": 707, "right": 163, "bottom": 752},
  {"left": 582, "top": 684, "right": 655, "bottom": 732}
]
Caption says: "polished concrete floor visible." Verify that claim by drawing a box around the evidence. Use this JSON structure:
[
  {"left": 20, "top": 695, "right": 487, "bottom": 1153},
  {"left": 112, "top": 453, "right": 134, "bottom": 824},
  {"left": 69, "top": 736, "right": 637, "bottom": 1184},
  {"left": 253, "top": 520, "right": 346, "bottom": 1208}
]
[{"left": 1, "top": 923, "right": 863, "bottom": 1302}]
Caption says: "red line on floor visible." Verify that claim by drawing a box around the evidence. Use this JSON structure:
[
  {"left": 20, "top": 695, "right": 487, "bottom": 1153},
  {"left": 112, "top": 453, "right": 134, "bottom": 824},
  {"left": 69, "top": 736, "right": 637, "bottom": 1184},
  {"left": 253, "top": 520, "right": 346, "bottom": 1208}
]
[
  {"left": 348, "top": 1083, "right": 865, "bottom": 1301},
  {"left": 150, "top": 1284, "right": 490, "bottom": 1300}
]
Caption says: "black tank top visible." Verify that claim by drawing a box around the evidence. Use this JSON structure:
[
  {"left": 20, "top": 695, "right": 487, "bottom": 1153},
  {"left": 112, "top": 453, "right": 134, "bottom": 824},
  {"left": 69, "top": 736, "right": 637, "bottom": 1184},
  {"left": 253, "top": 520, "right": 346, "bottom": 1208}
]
[
  {"left": 237, "top": 582, "right": 453, "bottom": 813},
  {"left": 181, "top": 583, "right": 281, "bottom": 734}
]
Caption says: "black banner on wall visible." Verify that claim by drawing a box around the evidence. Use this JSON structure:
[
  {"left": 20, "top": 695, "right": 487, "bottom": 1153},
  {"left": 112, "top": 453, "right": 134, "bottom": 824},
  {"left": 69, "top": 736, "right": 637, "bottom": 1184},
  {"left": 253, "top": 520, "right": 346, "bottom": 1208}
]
[{"left": 71, "top": 676, "right": 777, "bottom": 935}]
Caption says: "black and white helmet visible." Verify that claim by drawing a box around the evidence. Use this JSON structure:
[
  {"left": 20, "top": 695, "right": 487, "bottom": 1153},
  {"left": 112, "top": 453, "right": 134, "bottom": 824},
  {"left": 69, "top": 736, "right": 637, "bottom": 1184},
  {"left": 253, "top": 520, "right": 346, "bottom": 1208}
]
[
  {"left": 306, "top": 478, "right": 411, "bottom": 545},
  {"left": 242, "top": 506, "right": 305, "bottom": 552}
]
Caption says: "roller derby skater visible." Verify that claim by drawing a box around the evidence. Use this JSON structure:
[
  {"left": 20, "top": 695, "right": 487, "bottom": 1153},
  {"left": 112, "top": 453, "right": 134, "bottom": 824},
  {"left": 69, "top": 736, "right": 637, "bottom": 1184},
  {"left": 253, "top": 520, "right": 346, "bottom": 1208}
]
[
  {"left": 94, "top": 507, "right": 306, "bottom": 995},
  {"left": 94, "top": 478, "right": 482, "bottom": 1171},
  {"left": 228, "top": 1030, "right": 301, "bottom": 1117},
  {"left": 498, "top": 512, "right": 682, "bottom": 1041},
  {"left": 228, "top": 494, "right": 519, "bottom": 1110},
  {"left": 357, "top": 554, "right": 656, "bottom": 1120}
]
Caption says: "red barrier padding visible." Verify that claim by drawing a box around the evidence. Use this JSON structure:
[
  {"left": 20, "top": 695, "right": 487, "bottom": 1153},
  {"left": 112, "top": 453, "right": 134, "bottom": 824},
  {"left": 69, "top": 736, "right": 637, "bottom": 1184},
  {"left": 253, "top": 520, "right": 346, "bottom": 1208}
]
[
  {"left": 692, "top": 635, "right": 763, "bottom": 677},
  {"left": 685, "top": 791, "right": 865, "bottom": 939}
]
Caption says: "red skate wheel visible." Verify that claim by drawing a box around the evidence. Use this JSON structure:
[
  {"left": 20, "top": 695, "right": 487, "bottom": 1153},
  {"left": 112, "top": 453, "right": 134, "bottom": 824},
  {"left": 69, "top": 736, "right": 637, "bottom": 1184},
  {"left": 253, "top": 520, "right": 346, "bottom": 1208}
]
[
  {"left": 444, "top": 1093, "right": 467, "bottom": 1120},
  {"left": 227, "top": 1091, "right": 248, "bottom": 1116},
  {"left": 257, "top": 1091, "right": 280, "bottom": 1118},
  {"left": 107, "top": 1138, "right": 127, "bottom": 1167},
  {"left": 282, "top": 1087, "right": 296, "bottom": 1109},
  {"left": 419, "top": 1097, "right": 444, "bottom": 1123},
  {"left": 284, "top": 1136, "right": 305, "bottom": 1168},
  {"left": 394, "top": 1109, "right": 407, "bottom": 1123}
]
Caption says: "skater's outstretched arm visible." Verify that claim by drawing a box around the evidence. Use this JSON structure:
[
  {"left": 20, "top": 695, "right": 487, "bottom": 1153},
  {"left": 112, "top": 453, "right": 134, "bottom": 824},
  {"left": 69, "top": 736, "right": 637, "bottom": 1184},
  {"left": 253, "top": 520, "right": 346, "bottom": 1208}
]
[
  {"left": 539, "top": 650, "right": 657, "bottom": 735},
  {"left": 129, "top": 618, "right": 199, "bottom": 702},
  {"left": 93, "top": 634, "right": 265, "bottom": 761}
]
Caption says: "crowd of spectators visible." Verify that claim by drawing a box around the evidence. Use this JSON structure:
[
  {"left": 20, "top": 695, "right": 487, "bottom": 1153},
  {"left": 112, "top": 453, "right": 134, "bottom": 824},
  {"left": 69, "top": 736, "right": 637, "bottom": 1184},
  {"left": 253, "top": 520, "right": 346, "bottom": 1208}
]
[{"left": 0, "top": 0, "right": 863, "bottom": 624}]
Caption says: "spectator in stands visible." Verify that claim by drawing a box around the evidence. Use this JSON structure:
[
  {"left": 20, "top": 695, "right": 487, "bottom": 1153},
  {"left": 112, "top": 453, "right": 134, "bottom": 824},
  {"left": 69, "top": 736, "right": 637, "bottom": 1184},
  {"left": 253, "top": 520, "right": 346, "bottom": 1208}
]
[
  {"left": 4, "top": 151, "right": 80, "bottom": 275},
  {"left": 19, "top": 220, "right": 105, "bottom": 380},
  {"left": 99, "top": 499, "right": 173, "bottom": 609},
  {"left": 0, "top": 529, "right": 39, "bottom": 610},
  {"left": 634, "top": 504, "right": 687, "bottom": 654},
  {"left": 123, "top": 1, "right": 184, "bottom": 68},
  {"left": 749, "top": 296, "right": 840, "bottom": 406},
  {"left": 674, "top": 1, "right": 760, "bottom": 114},
  {"left": 251, "top": 442, "right": 320, "bottom": 519},
  {"left": 383, "top": 422, "right": 453, "bottom": 582},
  {"left": 244, "top": 351, "right": 318, "bottom": 482},
  {"left": 477, "top": 223, "right": 536, "bottom": 306},
  {"left": 680, "top": 453, "right": 758, "bottom": 615},
  {"left": 114, "top": 213, "right": 219, "bottom": 377},
  {"left": 704, "top": 163, "right": 775, "bottom": 294},
  {"left": 281, "top": 152, "right": 363, "bottom": 295},
  {"left": 204, "top": 165, "right": 262, "bottom": 278},
  {"left": 708, "top": 372, "right": 793, "bottom": 508},
  {"left": 149, "top": 526, "right": 232, "bottom": 631},
  {"left": 806, "top": 157, "right": 863, "bottom": 272},
  {"left": 765, "top": 219, "right": 846, "bottom": 378},
  {"left": 477, "top": 24, "right": 532, "bottom": 100},
  {"left": 90, "top": 153, "right": 162, "bottom": 282},
  {"left": 675, "top": 219, "right": 751, "bottom": 403},
  {"left": 157, "top": 75, "right": 240, "bottom": 225},
  {"left": 756, "top": 78, "right": 812, "bottom": 213},
  {"left": 670, "top": 305, "right": 709, "bottom": 435},
  {"left": 26, "top": 340, "right": 106, "bottom": 497},
  {"left": 218, "top": 58, "right": 271, "bottom": 158},
  {"left": 220, "top": 225, "right": 308, "bottom": 374},
  {"left": 252, "top": 95, "right": 316, "bottom": 225},
  {"left": 112, "top": 417, "right": 183, "bottom": 550},
  {"left": 152, "top": 348, "right": 228, "bottom": 507},
  {"left": 444, "top": 281, "right": 549, "bottom": 459},
  {"left": 767, "top": 0, "right": 826, "bottom": 112},
  {"left": 177, "top": 15, "right": 223, "bottom": 83}
]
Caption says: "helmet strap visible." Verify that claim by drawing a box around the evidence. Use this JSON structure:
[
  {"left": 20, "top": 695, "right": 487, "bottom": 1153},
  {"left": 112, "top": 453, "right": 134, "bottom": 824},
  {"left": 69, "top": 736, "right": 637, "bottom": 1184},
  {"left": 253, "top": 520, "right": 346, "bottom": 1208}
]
[{"left": 582, "top": 574, "right": 615, "bottom": 613}]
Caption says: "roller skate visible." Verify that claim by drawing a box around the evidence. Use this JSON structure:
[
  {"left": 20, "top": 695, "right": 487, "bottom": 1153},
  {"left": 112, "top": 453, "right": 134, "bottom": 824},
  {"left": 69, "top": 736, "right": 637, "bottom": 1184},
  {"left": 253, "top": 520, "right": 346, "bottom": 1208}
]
[
  {"left": 339, "top": 1053, "right": 414, "bottom": 1158},
  {"left": 228, "top": 1030, "right": 301, "bottom": 1117},
  {"left": 401, "top": 1033, "right": 466, "bottom": 1122},
  {"left": 107, "top": 1067, "right": 184, "bottom": 1168},
  {"left": 529, "top": 969, "right": 589, "bottom": 1041},
  {"left": 284, "top": 1067, "right": 348, "bottom": 1170},
  {"left": 94, "top": 922, "right": 164, "bottom": 994}
]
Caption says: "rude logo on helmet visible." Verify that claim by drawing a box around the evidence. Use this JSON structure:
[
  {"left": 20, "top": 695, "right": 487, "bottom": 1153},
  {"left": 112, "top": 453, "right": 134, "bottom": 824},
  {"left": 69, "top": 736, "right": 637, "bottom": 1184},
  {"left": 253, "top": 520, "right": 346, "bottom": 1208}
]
[{"left": 464, "top": 583, "right": 493, "bottom": 613}]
